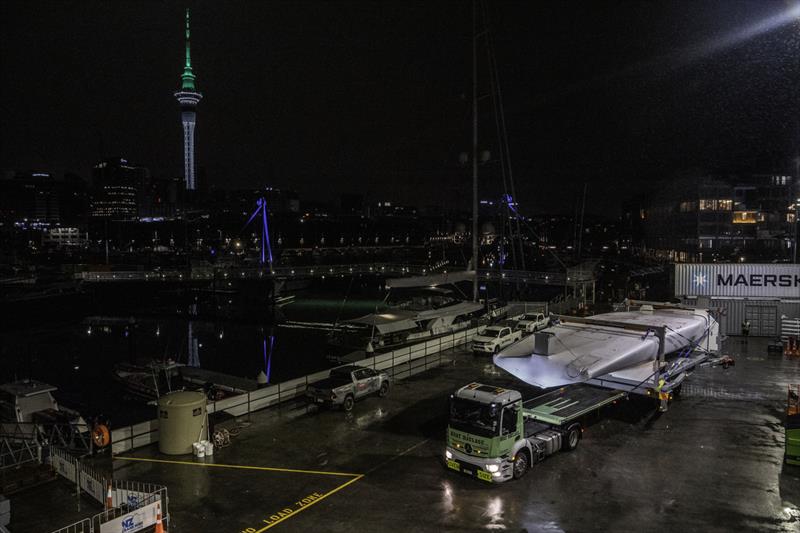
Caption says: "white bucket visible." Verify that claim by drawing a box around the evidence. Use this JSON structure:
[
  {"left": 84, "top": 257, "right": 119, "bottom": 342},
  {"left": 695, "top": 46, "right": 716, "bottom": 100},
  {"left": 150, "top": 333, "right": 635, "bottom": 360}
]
[
  {"left": 192, "top": 442, "right": 200, "bottom": 456},
  {"left": 204, "top": 440, "right": 214, "bottom": 456},
  {"left": 196, "top": 445, "right": 205, "bottom": 458}
]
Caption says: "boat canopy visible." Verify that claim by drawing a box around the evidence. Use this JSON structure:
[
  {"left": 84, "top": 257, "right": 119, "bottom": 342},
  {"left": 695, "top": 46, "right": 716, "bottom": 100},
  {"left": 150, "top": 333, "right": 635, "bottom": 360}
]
[
  {"left": 416, "top": 301, "right": 484, "bottom": 319},
  {"left": 344, "top": 312, "right": 420, "bottom": 335}
]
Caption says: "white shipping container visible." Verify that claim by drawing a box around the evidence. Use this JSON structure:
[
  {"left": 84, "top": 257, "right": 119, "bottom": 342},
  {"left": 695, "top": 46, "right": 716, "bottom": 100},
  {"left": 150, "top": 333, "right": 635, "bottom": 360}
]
[{"left": 674, "top": 264, "right": 800, "bottom": 299}]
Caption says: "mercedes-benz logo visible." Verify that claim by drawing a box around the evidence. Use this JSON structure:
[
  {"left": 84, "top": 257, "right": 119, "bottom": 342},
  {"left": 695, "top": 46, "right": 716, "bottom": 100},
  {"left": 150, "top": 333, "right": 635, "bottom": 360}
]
[{"left": 465, "top": 443, "right": 473, "bottom": 454}]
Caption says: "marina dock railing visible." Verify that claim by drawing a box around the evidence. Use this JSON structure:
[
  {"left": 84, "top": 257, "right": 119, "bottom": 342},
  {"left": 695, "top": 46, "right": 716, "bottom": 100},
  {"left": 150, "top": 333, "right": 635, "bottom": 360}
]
[{"left": 110, "top": 325, "right": 482, "bottom": 454}]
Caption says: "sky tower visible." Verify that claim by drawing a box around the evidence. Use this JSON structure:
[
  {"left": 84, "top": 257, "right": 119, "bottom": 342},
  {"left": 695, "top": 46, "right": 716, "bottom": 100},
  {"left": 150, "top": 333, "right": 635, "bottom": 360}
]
[{"left": 174, "top": 8, "right": 201, "bottom": 191}]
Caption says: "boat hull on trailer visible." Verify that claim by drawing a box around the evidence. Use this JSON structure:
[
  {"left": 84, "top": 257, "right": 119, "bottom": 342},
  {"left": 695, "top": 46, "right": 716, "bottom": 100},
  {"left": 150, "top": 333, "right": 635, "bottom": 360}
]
[{"left": 493, "top": 308, "right": 717, "bottom": 389}]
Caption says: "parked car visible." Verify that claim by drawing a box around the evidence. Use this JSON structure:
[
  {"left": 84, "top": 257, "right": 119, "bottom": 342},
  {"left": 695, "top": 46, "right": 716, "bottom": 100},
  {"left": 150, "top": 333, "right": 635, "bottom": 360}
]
[
  {"left": 306, "top": 366, "right": 390, "bottom": 412},
  {"left": 515, "top": 312, "right": 549, "bottom": 333},
  {"left": 472, "top": 326, "right": 523, "bottom": 355}
]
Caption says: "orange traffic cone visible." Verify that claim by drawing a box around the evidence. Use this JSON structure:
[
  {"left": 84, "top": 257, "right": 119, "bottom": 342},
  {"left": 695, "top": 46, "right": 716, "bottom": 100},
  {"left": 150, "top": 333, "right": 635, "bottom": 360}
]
[
  {"left": 155, "top": 501, "right": 165, "bottom": 533},
  {"left": 105, "top": 483, "right": 113, "bottom": 510}
]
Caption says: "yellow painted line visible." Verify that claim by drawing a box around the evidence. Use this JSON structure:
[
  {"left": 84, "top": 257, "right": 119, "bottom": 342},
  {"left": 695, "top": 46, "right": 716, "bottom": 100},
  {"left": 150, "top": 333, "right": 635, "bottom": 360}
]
[
  {"left": 254, "top": 474, "right": 364, "bottom": 532},
  {"left": 115, "top": 456, "right": 360, "bottom": 478}
]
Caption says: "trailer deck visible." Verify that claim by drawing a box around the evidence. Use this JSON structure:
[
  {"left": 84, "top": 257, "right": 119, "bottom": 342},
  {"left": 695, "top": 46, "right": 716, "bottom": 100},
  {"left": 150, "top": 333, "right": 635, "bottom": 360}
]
[{"left": 523, "top": 385, "right": 626, "bottom": 426}]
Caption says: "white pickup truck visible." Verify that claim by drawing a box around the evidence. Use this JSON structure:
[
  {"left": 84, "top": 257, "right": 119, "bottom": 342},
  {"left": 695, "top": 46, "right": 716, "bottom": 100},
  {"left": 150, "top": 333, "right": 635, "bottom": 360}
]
[
  {"left": 515, "top": 312, "right": 549, "bottom": 333},
  {"left": 472, "top": 326, "right": 523, "bottom": 355}
]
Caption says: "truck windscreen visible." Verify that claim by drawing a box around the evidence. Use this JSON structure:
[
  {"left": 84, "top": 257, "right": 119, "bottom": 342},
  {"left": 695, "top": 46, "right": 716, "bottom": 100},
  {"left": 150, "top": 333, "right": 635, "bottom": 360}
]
[{"left": 449, "top": 398, "right": 499, "bottom": 438}]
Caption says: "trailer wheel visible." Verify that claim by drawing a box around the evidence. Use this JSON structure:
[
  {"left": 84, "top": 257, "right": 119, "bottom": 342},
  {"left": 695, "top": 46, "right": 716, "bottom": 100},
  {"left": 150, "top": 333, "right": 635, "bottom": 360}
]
[
  {"left": 512, "top": 449, "right": 530, "bottom": 479},
  {"left": 378, "top": 381, "right": 390, "bottom": 397},
  {"left": 343, "top": 395, "right": 355, "bottom": 412},
  {"left": 563, "top": 423, "right": 581, "bottom": 451}
]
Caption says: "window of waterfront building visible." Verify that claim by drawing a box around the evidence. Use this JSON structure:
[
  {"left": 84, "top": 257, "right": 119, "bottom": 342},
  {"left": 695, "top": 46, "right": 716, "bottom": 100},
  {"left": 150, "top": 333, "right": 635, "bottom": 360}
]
[
  {"left": 699, "top": 199, "right": 732, "bottom": 211},
  {"left": 732, "top": 211, "right": 762, "bottom": 224}
]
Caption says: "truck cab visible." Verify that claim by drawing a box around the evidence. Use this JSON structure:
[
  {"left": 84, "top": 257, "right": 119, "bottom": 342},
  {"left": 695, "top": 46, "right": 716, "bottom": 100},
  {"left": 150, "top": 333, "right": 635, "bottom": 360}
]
[{"left": 445, "top": 382, "right": 624, "bottom": 482}]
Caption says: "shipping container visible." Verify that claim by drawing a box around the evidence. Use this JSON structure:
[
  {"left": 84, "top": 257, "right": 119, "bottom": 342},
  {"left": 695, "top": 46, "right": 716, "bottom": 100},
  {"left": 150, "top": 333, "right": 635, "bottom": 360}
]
[
  {"left": 682, "top": 297, "right": 800, "bottom": 338},
  {"left": 674, "top": 264, "right": 800, "bottom": 299}
]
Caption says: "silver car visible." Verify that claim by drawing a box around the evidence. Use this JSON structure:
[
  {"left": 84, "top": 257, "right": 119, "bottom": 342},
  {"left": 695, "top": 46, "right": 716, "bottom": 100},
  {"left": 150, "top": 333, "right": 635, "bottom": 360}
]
[{"left": 306, "top": 365, "right": 391, "bottom": 412}]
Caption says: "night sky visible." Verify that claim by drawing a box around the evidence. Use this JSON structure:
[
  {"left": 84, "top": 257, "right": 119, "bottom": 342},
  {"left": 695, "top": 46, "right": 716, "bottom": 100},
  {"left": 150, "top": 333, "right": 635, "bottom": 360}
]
[{"left": 1, "top": 1, "right": 798, "bottom": 213}]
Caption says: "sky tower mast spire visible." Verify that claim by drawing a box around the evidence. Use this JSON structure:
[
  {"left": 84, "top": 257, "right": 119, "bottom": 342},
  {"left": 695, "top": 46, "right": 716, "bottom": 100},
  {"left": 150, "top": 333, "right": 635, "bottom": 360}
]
[{"left": 175, "top": 7, "right": 202, "bottom": 191}]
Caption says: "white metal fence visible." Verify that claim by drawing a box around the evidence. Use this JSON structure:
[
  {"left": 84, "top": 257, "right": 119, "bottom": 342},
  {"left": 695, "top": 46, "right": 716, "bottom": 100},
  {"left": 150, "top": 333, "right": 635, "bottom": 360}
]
[
  {"left": 782, "top": 316, "right": 800, "bottom": 342},
  {"left": 48, "top": 448, "right": 169, "bottom": 533},
  {"left": 111, "top": 325, "right": 481, "bottom": 454}
]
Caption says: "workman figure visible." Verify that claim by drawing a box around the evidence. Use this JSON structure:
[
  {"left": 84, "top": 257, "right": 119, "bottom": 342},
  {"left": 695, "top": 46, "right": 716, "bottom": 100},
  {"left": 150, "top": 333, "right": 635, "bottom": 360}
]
[
  {"left": 741, "top": 319, "right": 750, "bottom": 339},
  {"left": 655, "top": 377, "right": 669, "bottom": 412}
]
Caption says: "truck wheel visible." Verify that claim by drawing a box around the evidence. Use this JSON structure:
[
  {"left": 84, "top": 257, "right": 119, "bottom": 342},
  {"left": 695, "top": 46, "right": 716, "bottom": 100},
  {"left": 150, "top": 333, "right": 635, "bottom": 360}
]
[
  {"left": 563, "top": 423, "right": 581, "bottom": 451},
  {"left": 343, "top": 395, "right": 354, "bottom": 412},
  {"left": 512, "top": 449, "right": 530, "bottom": 479},
  {"left": 378, "top": 382, "right": 390, "bottom": 397}
]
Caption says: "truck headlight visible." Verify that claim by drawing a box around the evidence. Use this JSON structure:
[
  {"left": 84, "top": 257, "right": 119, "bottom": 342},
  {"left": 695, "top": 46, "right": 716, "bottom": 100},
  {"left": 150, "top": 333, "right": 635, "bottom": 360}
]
[
  {"left": 486, "top": 464, "right": 499, "bottom": 473},
  {"left": 445, "top": 450, "right": 453, "bottom": 460}
]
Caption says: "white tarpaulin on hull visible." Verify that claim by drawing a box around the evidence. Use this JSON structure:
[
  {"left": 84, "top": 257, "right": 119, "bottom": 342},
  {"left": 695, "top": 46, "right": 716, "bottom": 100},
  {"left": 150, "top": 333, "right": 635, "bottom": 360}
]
[{"left": 493, "top": 310, "right": 716, "bottom": 389}]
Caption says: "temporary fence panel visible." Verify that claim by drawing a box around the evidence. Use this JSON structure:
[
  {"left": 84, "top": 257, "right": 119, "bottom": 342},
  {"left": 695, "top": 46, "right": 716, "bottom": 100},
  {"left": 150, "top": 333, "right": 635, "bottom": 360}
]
[
  {"left": 98, "top": 501, "right": 159, "bottom": 533},
  {"left": 782, "top": 317, "right": 800, "bottom": 342},
  {"left": 49, "top": 448, "right": 110, "bottom": 506},
  {"left": 50, "top": 448, "right": 78, "bottom": 483},
  {"left": 49, "top": 518, "right": 92, "bottom": 533}
]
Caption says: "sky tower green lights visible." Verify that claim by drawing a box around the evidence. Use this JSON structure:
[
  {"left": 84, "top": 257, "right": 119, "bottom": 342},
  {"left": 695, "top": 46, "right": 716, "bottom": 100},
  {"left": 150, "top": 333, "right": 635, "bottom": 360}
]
[{"left": 174, "top": 8, "right": 201, "bottom": 191}]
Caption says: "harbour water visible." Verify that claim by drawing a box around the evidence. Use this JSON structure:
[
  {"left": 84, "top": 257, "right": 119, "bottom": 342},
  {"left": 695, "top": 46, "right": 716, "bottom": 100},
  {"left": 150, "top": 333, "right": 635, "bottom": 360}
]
[{"left": 1, "top": 278, "right": 386, "bottom": 425}]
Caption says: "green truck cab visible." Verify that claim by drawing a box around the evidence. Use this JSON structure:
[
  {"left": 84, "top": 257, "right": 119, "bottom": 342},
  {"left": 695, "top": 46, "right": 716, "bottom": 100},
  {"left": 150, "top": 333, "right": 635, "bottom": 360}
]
[{"left": 445, "top": 382, "right": 625, "bottom": 482}]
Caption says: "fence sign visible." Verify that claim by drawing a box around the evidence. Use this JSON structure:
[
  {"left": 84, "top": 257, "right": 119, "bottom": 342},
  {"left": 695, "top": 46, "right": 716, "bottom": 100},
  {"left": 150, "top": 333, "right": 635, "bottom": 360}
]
[{"left": 99, "top": 501, "right": 158, "bottom": 533}]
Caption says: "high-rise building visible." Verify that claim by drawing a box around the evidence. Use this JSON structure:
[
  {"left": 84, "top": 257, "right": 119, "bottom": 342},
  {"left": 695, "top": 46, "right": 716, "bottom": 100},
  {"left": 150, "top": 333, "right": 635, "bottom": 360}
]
[
  {"left": 90, "top": 158, "right": 148, "bottom": 219},
  {"left": 638, "top": 173, "right": 796, "bottom": 262},
  {"left": 174, "top": 8, "right": 202, "bottom": 191}
]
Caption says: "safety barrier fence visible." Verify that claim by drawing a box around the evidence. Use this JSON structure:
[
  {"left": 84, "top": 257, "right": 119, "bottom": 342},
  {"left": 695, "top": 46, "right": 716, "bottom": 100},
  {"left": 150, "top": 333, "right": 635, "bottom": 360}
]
[
  {"left": 48, "top": 447, "right": 169, "bottom": 533},
  {"left": 111, "top": 325, "right": 484, "bottom": 454},
  {"left": 781, "top": 317, "right": 800, "bottom": 342},
  {"left": 49, "top": 518, "right": 91, "bottom": 533}
]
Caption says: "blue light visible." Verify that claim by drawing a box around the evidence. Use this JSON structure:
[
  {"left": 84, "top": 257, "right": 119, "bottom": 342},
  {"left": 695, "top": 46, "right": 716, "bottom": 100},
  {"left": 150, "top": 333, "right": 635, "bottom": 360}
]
[
  {"left": 244, "top": 197, "right": 274, "bottom": 265},
  {"left": 263, "top": 335, "right": 275, "bottom": 383}
]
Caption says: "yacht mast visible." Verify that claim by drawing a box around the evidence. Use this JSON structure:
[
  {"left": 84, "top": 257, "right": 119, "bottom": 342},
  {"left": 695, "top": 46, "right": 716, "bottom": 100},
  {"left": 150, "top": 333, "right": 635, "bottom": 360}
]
[{"left": 472, "top": 0, "right": 479, "bottom": 302}]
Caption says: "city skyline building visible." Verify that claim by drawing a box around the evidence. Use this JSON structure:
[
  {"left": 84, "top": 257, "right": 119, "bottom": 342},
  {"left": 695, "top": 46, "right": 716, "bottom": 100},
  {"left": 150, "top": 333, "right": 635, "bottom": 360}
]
[
  {"left": 174, "top": 8, "right": 201, "bottom": 191},
  {"left": 90, "top": 157, "right": 148, "bottom": 219}
]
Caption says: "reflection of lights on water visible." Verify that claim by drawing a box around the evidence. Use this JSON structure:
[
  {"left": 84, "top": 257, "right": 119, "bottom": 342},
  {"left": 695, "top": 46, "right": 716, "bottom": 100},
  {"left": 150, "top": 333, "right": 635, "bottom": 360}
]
[
  {"left": 484, "top": 496, "right": 504, "bottom": 529},
  {"left": 156, "top": 326, "right": 160, "bottom": 337},
  {"left": 86, "top": 327, "right": 92, "bottom": 335},
  {"left": 73, "top": 365, "right": 80, "bottom": 371},
  {"left": 441, "top": 481, "right": 455, "bottom": 514},
  {"left": 219, "top": 330, "right": 224, "bottom": 339},
  {"left": 198, "top": 343, "right": 203, "bottom": 348}
]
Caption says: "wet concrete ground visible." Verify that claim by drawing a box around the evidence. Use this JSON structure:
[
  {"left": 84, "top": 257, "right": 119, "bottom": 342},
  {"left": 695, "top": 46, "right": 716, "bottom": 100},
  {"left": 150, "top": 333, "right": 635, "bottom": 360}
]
[{"left": 14, "top": 337, "right": 800, "bottom": 532}]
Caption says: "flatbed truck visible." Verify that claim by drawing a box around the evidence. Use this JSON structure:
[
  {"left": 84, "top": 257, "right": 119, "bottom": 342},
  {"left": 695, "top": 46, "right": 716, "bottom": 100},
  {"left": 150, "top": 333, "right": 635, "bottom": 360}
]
[{"left": 446, "top": 382, "right": 625, "bottom": 482}]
